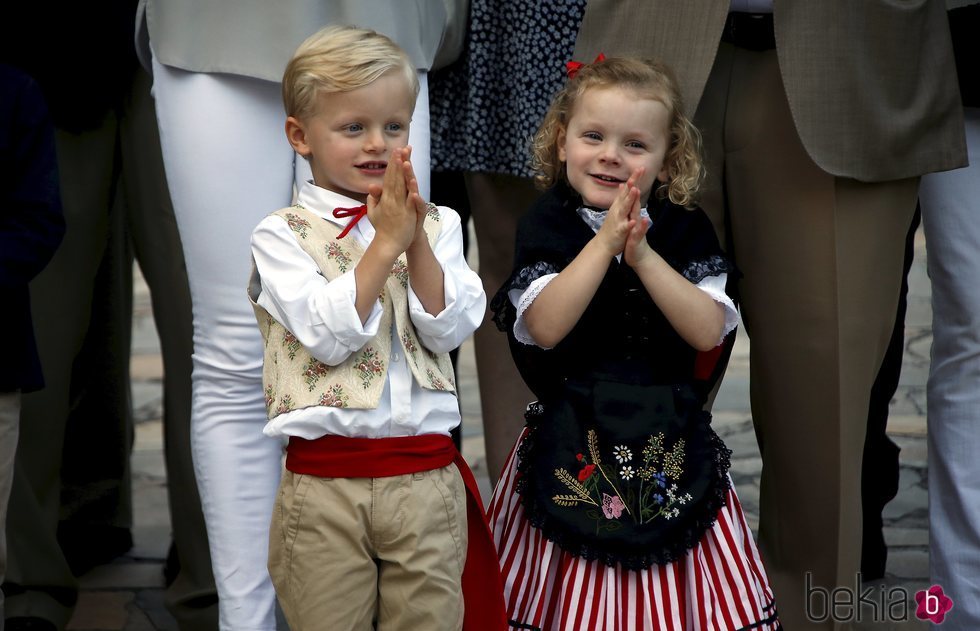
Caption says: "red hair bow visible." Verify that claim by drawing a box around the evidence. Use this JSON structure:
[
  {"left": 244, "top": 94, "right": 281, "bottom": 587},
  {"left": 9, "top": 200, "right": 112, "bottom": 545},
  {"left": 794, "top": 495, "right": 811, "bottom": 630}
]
[{"left": 566, "top": 53, "right": 606, "bottom": 79}]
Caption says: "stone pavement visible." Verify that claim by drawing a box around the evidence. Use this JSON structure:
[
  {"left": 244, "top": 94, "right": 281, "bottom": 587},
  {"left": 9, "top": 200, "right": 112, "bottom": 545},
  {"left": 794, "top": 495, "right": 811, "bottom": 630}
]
[{"left": 65, "top": 230, "right": 933, "bottom": 630}]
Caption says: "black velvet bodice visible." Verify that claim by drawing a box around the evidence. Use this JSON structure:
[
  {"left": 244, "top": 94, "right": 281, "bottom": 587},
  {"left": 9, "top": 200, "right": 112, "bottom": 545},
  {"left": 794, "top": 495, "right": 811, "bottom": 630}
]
[{"left": 492, "top": 184, "right": 733, "bottom": 404}]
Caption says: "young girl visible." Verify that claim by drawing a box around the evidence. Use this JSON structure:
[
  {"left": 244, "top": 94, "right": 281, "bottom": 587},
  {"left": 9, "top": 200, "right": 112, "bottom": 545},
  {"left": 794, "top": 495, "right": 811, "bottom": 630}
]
[{"left": 488, "top": 57, "right": 780, "bottom": 630}]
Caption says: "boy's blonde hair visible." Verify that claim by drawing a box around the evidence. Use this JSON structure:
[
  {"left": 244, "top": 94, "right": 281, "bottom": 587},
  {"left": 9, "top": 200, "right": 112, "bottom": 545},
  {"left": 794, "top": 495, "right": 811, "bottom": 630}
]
[
  {"left": 283, "top": 25, "right": 419, "bottom": 120},
  {"left": 531, "top": 57, "right": 705, "bottom": 208}
]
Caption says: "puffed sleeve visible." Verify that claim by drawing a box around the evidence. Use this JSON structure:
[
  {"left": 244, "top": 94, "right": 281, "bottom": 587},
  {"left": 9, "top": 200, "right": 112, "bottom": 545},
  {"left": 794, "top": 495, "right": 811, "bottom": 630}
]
[{"left": 249, "top": 215, "right": 382, "bottom": 365}]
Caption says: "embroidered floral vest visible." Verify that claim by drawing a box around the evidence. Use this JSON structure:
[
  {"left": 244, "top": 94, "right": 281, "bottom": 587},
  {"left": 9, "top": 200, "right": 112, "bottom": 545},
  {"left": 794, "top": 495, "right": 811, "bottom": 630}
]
[{"left": 251, "top": 204, "right": 457, "bottom": 418}]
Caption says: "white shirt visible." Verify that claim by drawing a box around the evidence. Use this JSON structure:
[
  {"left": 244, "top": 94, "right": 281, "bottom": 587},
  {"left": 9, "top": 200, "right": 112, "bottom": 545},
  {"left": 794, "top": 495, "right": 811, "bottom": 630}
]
[
  {"left": 249, "top": 181, "right": 485, "bottom": 439},
  {"left": 510, "top": 206, "right": 739, "bottom": 349}
]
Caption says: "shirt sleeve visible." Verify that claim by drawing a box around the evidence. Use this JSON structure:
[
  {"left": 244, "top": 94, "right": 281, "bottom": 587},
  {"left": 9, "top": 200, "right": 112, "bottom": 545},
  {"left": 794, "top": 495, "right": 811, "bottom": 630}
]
[
  {"left": 694, "top": 273, "right": 739, "bottom": 345},
  {"left": 510, "top": 273, "right": 559, "bottom": 349},
  {"left": 250, "top": 216, "right": 382, "bottom": 365},
  {"left": 407, "top": 205, "right": 486, "bottom": 353},
  {"left": 512, "top": 272, "right": 736, "bottom": 349}
]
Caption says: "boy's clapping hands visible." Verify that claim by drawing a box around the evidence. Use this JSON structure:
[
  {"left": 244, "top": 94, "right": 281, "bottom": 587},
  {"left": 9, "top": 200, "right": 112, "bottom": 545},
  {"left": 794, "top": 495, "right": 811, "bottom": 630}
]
[{"left": 366, "top": 146, "right": 429, "bottom": 256}]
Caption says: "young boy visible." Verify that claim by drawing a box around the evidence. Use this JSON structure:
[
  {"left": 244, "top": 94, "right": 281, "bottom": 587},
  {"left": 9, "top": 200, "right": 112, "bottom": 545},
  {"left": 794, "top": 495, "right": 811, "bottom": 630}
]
[{"left": 248, "top": 26, "right": 505, "bottom": 631}]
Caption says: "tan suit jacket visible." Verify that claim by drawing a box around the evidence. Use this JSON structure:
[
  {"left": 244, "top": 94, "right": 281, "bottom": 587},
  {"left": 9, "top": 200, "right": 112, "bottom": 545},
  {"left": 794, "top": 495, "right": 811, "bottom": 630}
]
[{"left": 573, "top": 0, "right": 967, "bottom": 182}]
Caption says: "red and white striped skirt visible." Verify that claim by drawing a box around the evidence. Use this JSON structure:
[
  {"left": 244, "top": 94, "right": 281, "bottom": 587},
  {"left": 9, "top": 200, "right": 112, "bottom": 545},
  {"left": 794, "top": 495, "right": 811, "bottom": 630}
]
[{"left": 488, "top": 430, "right": 780, "bottom": 631}]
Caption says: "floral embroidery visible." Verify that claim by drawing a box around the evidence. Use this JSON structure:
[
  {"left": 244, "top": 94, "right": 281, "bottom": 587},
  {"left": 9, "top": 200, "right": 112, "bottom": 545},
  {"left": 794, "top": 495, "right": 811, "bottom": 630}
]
[
  {"left": 283, "top": 331, "right": 302, "bottom": 360},
  {"left": 426, "top": 368, "right": 447, "bottom": 391},
  {"left": 302, "top": 358, "right": 331, "bottom": 392},
  {"left": 264, "top": 386, "right": 275, "bottom": 413},
  {"left": 400, "top": 331, "right": 418, "bottom": 356},
  {"left": 275, "top": 394, "right": 294, "bottom": 416},
  {"left": 326, "top": 242, "right": 352, "bottom": 273},
  {"left": 355, "top": 347, "right": 384, "bottom": 389},
  {"left": 283, "top": 212, "right": 311, "bottom": 239},
  {"left": 426, "top": 203, "right": 441, "bottom": 221},
  {"left": 552, "top": 429, "right": 692, "bottom": 532},
  {"left": 602, "top": 493, "right": 626, "bottom": 519},
  {"left": 318, "top": 384, "right": 349, "bottom": 408},
  {"left": 613, "top": 445, "right": 632, "bottom": 463},
  {"left": 390, "top": 259, "right": 409, "bottom": 289}
]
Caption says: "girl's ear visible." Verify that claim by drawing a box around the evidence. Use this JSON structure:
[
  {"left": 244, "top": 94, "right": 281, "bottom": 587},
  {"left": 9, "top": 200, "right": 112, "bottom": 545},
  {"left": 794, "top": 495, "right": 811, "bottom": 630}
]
[
  {"left": 285, "top": 116, "right": 312, "bottom": 157},
  {"left": 557, "top": 126, "right": 568, "bottom": 162},
  {"left": 656, "top": 164, "right": 669, "bottom": 183}
]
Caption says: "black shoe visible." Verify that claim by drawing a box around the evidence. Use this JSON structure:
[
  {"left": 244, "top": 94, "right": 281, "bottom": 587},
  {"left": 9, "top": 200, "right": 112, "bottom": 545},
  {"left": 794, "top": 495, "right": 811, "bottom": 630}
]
[{"left": 5, "top": 617, "right": 58, "bottom": 631}]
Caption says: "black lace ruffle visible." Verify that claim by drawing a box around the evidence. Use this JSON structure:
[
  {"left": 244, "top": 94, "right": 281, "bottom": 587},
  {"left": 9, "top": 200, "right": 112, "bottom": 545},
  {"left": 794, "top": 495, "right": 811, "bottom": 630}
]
[
  {"left": 681, "top": 254, "right": 734, "bottom": 284},
  {"left": 490, "top": 261, "right": 559, "bottom": 333},
  {"left": 511, "top": 261, "right": 559, "bottom": 292},
  {"left": 515, "top": 403, "right": 733, "bottom": 571}
]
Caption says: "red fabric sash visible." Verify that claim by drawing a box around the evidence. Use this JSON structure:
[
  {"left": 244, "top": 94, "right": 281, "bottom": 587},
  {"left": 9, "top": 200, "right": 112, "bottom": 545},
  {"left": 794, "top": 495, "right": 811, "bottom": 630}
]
[{"left": 286, "top": 434, "right": 508, "bottom": 630}]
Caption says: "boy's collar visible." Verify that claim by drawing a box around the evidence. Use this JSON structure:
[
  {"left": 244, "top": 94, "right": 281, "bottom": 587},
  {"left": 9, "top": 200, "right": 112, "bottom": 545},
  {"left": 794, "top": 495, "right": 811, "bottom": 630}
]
[{"left": 296, "top": 180, "right": 369, "bottom": 227}]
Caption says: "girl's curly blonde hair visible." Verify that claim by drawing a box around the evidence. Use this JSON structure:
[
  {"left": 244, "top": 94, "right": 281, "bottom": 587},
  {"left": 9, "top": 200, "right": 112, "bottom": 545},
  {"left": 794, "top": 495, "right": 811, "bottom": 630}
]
[{"left": 531, "top": 56, "right": 704, "bottom": 208}]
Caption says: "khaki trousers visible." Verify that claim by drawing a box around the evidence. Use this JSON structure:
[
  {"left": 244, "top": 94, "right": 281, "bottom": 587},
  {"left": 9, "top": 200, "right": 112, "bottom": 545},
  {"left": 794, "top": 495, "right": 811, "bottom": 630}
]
[
  {"left": 695, "top": 44, "right": 918, "bottom": 630},
  {"left": 269, "top": 465, "right": 467, "bottom": 631}
]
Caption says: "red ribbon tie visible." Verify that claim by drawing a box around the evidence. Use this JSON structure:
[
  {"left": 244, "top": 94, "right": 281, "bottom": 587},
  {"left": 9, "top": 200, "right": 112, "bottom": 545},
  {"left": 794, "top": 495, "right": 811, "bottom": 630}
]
[{"left": 333, "top": 204, "right": 368, "bottom": 239}]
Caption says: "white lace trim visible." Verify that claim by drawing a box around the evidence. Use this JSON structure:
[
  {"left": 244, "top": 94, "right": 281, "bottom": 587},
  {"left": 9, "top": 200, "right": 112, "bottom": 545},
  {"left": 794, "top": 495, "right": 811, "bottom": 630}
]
[
  {"left": 696, "top": 274, "right": 739, "bottom": 345},
  {"left": 512, "top": 273, "right": 559, "bottom": 348},
  {"left": 577, "top": 206, "right": 652, "bottom": 233},
  {"left": 511, "top": 272, "right": 736, "bottom": 350}
]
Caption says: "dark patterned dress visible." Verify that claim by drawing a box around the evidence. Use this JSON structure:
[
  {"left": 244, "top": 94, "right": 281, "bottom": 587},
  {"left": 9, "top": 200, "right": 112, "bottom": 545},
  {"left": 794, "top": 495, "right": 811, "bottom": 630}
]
[
  {"left": 488, "top": 185, "right": 780, "bottom": 630},
  {"left": 428, "top": 0, "right": 589, "bottom": 176}
]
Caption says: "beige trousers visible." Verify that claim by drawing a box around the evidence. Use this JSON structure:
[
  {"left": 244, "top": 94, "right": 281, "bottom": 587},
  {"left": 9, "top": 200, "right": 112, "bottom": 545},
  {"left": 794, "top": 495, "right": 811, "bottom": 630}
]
[
  {"left": 269, "top": 465, "right": 468, "bottom": 631},
  {"left": 695, "top": 44, "right": 919, "bottom": 630}
]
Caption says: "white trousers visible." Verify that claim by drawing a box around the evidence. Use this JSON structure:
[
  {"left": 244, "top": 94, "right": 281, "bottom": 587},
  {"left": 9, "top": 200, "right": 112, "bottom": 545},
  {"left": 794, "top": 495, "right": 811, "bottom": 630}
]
[
  {"left": 920, "top": 107, "right": 980, "bottom": 631},
  {"left": 151, "top": 56, "right": 430, "bottom": 630}
]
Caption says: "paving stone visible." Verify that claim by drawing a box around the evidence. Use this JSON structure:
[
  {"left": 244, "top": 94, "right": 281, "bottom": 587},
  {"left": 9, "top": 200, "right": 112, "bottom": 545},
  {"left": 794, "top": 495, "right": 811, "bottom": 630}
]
[
  {"left": 886, "top": 548, "right": 930, "bottom": 581},
  {"left": 131, "top": 310, "right": 160, "bottom": 355},
  {"left": 131, "top": 447, "right": 167, "bottom": 480},
  {"left": 893, "top": 436, "right": 928, "bottom": 469},
  {"left": 887, "top": 416, "right": 928, "bottom": 438},
  {"left": 79, "top": 562, "right": 167, "bottom": 590},
  {"left": 130, "top": 354, "right": 164, "bottom": 381},
  {"left": 133, "top": 590, "right": 179, "bottom": 631},
  {"left": 132, "top": 381, "right": 163, "bottom": 423},
  {"left": 122, "top": 605, "right": 158, "bottom": 631},
  {"left": 134, "top": 420, "right": 164, "bottom": 451},
  {"left": 67, "top": 591, "right": 133, "bottom": 629},
  {"left": 905, "top": 297, "right": 932, "bottom": 330},
  {"left": 884, "top": 527, "right": 929, "bottom": 548},
  {"left": 714, "top": 374, "right": 751, "bottom": 413}
]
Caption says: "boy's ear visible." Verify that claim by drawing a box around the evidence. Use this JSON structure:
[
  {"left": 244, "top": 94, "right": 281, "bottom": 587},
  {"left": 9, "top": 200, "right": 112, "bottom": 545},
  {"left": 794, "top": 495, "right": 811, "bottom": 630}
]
[
  {"left": 285, "top": 116, "right": 311, "bottom": 157},
  {"left": 557, "top": 126, "right": 567, "bottom": 162}
]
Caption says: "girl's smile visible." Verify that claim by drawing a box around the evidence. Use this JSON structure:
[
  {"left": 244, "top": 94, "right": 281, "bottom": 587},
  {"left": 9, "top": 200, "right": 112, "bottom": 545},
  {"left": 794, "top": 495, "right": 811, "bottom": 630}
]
[{"left": 558, "top": 86, "right": 670, "bottom": 209}]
